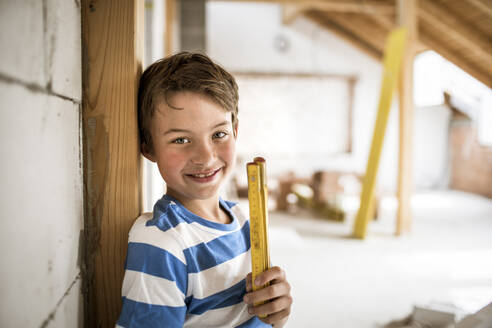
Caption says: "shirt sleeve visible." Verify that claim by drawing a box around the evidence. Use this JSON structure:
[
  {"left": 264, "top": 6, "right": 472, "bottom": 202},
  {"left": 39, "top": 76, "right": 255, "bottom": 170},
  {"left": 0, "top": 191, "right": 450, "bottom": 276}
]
[{"left": 116, "top": 241, "right": 188, "bottom": 327}]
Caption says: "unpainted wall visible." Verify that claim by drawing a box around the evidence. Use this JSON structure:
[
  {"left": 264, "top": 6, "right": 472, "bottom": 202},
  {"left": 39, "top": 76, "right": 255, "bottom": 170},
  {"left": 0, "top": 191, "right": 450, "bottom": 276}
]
[
  {"left": 450, "top": 122, "right": 492, "bottom": 198},
  {"left": 0, "top": 0, "right": 83, "bottom": 327}
]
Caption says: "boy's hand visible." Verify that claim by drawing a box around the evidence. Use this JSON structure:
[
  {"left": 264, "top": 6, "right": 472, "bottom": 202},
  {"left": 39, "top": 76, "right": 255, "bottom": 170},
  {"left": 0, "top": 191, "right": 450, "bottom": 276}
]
[{"left": 243, "top": 266, "right": 292, "bottom": 327}]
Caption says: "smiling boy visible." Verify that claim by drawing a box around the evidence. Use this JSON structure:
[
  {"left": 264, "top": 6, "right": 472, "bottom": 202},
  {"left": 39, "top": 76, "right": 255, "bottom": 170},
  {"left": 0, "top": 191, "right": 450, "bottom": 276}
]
[{"left": 117, "top": 52, "right": 292, "bottom": 327}]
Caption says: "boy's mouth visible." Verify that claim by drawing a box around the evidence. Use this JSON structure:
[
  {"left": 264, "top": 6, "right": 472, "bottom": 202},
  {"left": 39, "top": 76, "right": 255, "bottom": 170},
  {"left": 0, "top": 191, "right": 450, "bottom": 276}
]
[{"left": 185, "top": 168, "right": 222, "bottom": 182}]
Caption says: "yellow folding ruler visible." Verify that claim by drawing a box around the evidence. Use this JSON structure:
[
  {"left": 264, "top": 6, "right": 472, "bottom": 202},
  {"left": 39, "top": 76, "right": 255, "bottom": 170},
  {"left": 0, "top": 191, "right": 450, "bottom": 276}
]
[{"left": 247, "top": 157, "right": 271, "bottom": 314}]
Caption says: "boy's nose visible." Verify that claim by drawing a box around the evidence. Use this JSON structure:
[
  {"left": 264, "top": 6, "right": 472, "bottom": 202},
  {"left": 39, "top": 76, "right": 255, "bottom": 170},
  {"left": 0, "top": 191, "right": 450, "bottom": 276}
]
[{"left": 191, "top": 141, "right": 215, "bottom": 166}]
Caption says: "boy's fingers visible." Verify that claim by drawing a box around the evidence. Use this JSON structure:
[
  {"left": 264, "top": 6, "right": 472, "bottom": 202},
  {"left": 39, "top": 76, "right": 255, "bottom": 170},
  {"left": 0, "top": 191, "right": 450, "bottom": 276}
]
[
  {"left": 243, "top": 281, "right": 291, "bottom": 304},
  {"left": 245, "top": 272, "right": 252, "bottom": 292},
  {"left": 254, "top": 266, "right": 286, "bottom": 286},
  {"left": 259, "top": 309, "right": 291, "bottom": 325},
  {"left": 248, "top": 295, "right": 292, "bottom": 317}
]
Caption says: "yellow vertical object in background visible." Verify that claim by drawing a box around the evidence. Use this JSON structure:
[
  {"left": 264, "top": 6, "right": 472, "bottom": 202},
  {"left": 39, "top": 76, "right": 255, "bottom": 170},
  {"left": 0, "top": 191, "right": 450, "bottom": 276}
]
[
  {"left": 353, "top": 28, "right": 408, "bottom": 239},
  {"left": 247, "top": 157, "right": 271, "bottom": 316}
]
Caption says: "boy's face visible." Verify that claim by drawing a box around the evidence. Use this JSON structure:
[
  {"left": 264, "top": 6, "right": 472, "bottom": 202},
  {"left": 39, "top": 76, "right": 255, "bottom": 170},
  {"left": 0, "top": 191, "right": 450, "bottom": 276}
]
[{"left": 143, "top": 91, "right": 237, "bottom": 203}]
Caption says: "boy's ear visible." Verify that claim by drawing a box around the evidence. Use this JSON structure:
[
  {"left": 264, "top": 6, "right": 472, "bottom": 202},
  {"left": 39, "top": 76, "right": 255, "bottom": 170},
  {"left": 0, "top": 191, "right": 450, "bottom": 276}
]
[
  {"left": 234, "top": 121, "right": 239, "bottom": 139},
  {"left": 141, "top": 142, "right": 156, "bottom": 162}
]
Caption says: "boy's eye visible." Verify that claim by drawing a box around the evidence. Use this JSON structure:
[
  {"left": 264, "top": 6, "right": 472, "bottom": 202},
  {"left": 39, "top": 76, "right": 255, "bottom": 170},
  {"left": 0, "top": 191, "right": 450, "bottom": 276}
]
[
  {"left": 171, "top": 137, "right": 190, "bottom": 144},
  {"left": 213, "top": 131, "right": 227, "bottom": 139}
]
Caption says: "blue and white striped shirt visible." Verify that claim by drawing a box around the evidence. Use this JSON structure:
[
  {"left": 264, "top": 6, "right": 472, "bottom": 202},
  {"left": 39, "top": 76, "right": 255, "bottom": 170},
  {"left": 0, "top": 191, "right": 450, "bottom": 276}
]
[{"left": 117, "top": 195, "right": 271, "bottom": 327}]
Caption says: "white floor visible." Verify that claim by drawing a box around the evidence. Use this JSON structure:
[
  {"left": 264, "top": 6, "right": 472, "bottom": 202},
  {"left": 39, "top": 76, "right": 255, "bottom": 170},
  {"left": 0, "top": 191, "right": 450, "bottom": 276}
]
[{"left": 248, "top": 190, "right": 492, "bottom": 328}]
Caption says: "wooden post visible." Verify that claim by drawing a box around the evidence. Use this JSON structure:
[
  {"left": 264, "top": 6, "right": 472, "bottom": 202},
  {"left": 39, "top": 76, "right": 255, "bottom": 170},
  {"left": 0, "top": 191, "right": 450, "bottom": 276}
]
[
  {"left": 82, "top": 0, "right": 143, "bottom": 326},
  {"left": 347, "top": 77, "right": 356, "bottom": 153},
  {"left": 165, "top": 0, "right": 176, "bottom": 56},
  {"left": 396, "top": 0, "right": 417, "bottom": 235}
]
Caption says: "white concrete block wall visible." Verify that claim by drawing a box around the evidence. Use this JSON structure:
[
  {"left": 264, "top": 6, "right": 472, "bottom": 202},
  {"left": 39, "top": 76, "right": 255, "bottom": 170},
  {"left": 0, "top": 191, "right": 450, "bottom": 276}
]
[
  {"left": 48, "top": 0, "right": 82, "bottom": 100},
  {"left": 0, "top": 0, "right": 83, "bottom": 327},
  {"left": 0, "top": 0, "right": 47, "bottom": 86}
]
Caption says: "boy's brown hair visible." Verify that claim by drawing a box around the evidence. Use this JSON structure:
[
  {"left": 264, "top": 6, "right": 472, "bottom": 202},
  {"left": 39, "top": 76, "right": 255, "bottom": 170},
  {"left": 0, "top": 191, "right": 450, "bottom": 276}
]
[{"left": 138, "top": 51, "right": 239, "bottom": 153}]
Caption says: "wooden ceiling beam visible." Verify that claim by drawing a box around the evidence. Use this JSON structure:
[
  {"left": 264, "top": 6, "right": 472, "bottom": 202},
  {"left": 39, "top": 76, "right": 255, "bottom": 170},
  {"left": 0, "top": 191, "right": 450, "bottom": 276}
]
[
  {"left": 369, "top": 14, "right": 428, "bottom": 53},
  {"left": 282, "top": 4, "right": 309, "bottom": 25},
  {"left": 322, "top": 13, "right": 388, "bottom": 53},
  {"left": 211, "top": 0, "right": 394, "bottom": 14},
  {"left": 305, "top": 11, "right": 383, "bottom": 60},
  {"left": 281, "top": 1, "right": 395, "bottom": 25},
  {"left": 286, "top": 1, "right": 394, "bottom": 14},
  {"left": 467, "top": 0, "right": 492, "bottom": 19},
  {"left": 418, "top": 0, "right": 492, "bottom": 62}
]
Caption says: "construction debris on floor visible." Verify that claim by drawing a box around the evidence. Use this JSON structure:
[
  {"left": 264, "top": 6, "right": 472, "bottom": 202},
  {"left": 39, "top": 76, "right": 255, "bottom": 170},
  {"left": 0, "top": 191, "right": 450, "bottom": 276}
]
[{"left": 382, "top": 302, "right": 492, "bottom": 328}]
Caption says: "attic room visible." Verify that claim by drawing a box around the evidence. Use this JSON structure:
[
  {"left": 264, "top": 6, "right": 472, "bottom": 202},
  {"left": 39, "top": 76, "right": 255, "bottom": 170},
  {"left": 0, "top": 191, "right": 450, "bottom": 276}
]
[{"left": 0, "top": 0, "right": 491, "bottom": 327}]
